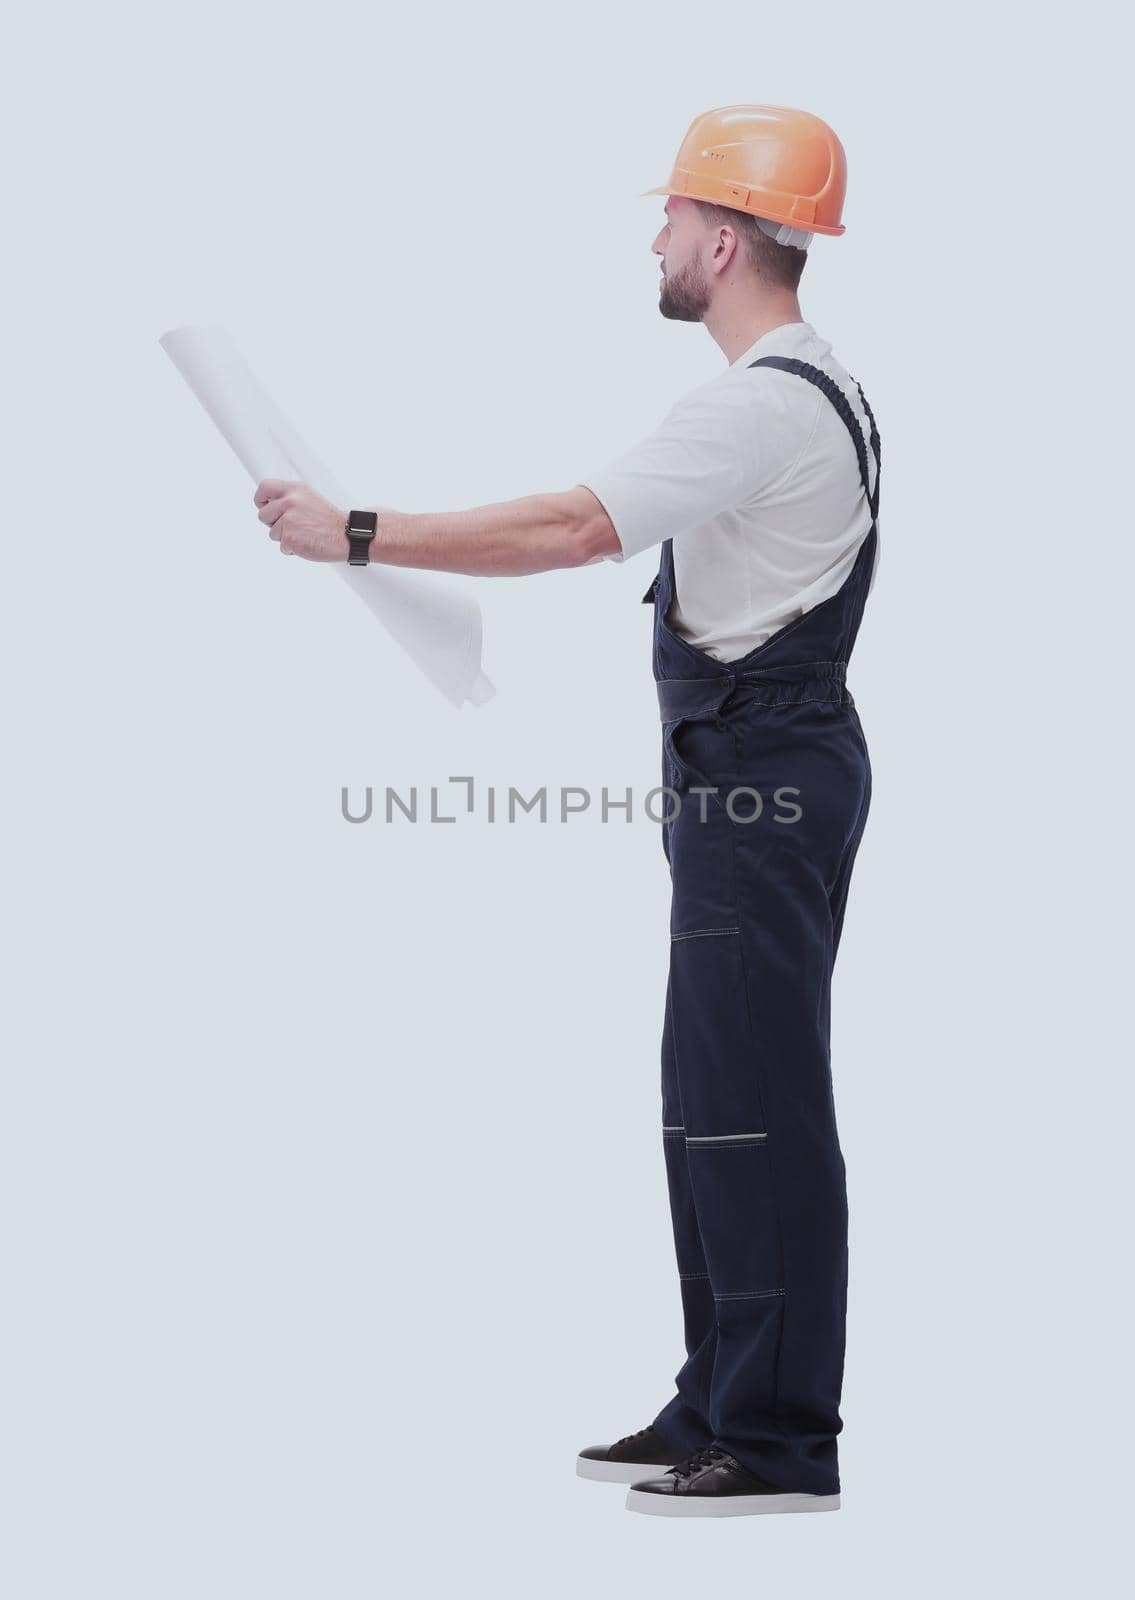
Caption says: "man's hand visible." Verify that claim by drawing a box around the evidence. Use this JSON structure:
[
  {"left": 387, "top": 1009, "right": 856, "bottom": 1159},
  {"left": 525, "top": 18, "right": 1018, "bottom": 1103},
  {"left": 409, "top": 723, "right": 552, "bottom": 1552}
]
[
  {"left": 253, "top": 479, "right": 620, "bottom": 574},
  {"left": 254, "top": 480, "right": 348, "bottom": 561}
]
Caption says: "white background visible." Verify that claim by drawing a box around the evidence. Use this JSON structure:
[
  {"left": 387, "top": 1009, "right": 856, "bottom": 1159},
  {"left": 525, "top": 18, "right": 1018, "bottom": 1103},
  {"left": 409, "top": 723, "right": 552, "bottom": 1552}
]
[{"left": 3, "top": 2, "right": 1129, "bottom": 1595}]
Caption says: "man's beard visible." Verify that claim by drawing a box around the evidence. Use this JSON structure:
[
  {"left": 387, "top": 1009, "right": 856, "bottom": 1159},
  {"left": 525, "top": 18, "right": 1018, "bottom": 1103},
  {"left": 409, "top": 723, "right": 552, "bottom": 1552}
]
[{"left": 659, "top": 256, "right": 710, "bottom": 322}]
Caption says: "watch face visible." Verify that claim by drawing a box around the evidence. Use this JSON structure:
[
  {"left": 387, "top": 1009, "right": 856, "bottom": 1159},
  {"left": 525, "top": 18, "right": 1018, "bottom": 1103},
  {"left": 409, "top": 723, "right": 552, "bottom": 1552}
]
[{"left": 348, "top": 511, "right": 378, "bottom": 535}]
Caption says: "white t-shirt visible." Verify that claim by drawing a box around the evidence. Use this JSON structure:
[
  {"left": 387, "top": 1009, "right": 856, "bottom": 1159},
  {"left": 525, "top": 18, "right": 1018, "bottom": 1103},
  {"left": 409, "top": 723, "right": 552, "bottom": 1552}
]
[{"left": 579, "top": 321, "right": 878, "bottom": 663}]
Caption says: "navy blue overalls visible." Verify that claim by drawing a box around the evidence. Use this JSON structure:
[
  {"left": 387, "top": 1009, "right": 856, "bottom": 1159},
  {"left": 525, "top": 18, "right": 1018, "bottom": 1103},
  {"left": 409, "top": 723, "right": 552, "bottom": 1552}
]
[{"left": 641, "top": 358, "right": 880, "bottom": 1497}]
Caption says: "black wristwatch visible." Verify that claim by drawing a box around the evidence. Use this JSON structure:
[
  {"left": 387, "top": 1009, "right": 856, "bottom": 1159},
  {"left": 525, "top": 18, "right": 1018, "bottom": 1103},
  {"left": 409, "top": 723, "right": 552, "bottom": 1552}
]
[{"left": 346, "top": 509, "right": 378, "bottom": 566}]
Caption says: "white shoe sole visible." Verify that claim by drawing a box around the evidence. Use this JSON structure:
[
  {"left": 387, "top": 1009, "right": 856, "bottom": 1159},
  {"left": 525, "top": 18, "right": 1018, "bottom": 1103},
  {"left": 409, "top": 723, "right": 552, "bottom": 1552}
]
[
  {"left": 626, "top": 1487, "right": 841, "bottom": 1517},
  {"left": 576, "top": 1456, "right": 681, "bottom": 1484}
]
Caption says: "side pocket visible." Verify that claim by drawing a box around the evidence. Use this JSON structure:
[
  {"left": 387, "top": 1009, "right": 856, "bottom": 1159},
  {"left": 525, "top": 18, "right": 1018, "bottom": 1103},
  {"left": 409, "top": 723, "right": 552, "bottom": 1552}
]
[
  {"left": 668, "top": 931, "right": 767, "bottom": 1133},
  {"left": 667, "top": 717, "right": 731, "bottom": 810},
  {"left": 662, "top": 720, "right": 685, "bottom": 793}
]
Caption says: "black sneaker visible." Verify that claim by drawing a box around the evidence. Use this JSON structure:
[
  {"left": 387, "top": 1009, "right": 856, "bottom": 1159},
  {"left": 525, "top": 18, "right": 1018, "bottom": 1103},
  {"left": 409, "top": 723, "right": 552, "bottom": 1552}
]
[
  {"left": 576, "top": 1424, "right": 686, "bottom": 1483},
  {"left": 626, "top": 1445, "right": 841, "bottom": 1517}
]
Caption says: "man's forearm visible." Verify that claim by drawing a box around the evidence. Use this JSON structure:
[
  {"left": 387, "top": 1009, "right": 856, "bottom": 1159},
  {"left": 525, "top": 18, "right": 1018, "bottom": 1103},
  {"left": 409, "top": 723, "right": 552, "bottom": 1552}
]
[{"left": 364, "top": 487, "right": 619, "bottom": 577}]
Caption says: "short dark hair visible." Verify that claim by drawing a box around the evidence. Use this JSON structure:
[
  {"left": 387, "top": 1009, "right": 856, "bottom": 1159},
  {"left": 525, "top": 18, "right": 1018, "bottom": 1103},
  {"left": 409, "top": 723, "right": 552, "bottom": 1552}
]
[{"left": 694, "top": 200, "right": 808, "bottom": 291}]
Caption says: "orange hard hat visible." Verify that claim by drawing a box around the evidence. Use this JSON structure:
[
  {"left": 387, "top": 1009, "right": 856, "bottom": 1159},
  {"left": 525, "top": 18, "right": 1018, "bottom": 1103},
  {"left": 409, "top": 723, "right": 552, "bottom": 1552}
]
[{"left": 644, "top": 105, "right": 847, "bottom": 237}]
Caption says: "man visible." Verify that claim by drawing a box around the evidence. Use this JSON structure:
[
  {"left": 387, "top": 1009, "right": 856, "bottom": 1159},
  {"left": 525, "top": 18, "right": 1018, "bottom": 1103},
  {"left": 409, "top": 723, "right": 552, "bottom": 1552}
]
[{"left": 254, "top": 104, "right": 879, "bottom": 1518}]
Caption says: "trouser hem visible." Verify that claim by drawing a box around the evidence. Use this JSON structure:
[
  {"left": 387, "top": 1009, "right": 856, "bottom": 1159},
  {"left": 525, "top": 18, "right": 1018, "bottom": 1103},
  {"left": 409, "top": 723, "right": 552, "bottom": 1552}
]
[{"left": 650, "top": 1406, "right": 714, "bottom": 1457}]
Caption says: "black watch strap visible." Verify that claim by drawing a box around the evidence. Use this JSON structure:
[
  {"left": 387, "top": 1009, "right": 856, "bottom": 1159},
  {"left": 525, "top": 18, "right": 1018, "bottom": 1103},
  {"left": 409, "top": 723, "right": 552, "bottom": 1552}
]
[{"left": 346, "top": 509, "right": 378, "bottom": 566}]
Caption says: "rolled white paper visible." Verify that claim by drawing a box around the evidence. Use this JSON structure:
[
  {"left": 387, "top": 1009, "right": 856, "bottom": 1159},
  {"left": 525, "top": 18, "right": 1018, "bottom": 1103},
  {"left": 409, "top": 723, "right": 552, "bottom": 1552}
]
[{"left": 159, "top": 324, "right": 494, "bottom": 709}]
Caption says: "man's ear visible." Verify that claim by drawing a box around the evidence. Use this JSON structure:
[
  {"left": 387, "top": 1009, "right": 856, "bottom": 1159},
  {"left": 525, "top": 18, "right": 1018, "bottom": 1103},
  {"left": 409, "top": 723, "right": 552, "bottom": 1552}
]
[{"left": 711, "top": 226, "right": 737, "bottom": 273}]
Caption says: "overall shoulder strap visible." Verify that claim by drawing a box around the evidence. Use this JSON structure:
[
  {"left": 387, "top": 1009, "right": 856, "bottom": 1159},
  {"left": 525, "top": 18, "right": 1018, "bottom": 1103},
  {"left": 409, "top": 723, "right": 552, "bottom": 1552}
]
[
  {"left": 748, "top": 355, "right": 880, "bottom": 520},
  {"left": 854, "top": 379, "right": 881, "bottom": 520}
]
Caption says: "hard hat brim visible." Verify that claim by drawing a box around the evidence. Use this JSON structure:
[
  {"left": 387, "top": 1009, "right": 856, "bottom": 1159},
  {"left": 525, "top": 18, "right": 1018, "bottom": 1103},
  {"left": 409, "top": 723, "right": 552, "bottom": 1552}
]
[{"left": 640, "top": 181, "right": 845, "bottom": 236}]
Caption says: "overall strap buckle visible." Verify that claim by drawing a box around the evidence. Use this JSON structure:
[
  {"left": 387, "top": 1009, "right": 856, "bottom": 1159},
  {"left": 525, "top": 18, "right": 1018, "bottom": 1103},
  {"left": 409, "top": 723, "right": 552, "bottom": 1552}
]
[{"left": 655, "top": 674, "right": 735, "bottom": 725}]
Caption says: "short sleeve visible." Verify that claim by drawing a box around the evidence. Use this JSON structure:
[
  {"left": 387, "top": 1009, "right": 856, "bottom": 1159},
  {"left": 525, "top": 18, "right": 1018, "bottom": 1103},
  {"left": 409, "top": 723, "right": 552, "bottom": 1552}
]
[{"left": 577, "top": 378, "right": 776, "bottom": 563}]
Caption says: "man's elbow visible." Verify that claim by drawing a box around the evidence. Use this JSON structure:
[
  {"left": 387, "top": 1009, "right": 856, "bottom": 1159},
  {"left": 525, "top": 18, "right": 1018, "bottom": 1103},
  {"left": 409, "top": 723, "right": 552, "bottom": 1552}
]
[{"left": 557, "top": 487, "right": 622, "bottom": 568}]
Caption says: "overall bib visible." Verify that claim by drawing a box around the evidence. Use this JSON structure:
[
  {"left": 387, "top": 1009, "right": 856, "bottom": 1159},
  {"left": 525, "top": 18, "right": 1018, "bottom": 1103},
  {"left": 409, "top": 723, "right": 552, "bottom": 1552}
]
[{"left": 641, "top": 358, "right": 880, "bottom": 1496}]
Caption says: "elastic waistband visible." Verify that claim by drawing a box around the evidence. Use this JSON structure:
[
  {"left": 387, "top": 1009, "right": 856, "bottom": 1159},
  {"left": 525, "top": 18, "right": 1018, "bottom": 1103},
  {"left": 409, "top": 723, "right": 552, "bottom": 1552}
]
[{"left": 655, "top": 662, "right": 848, "bottom": 723}]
